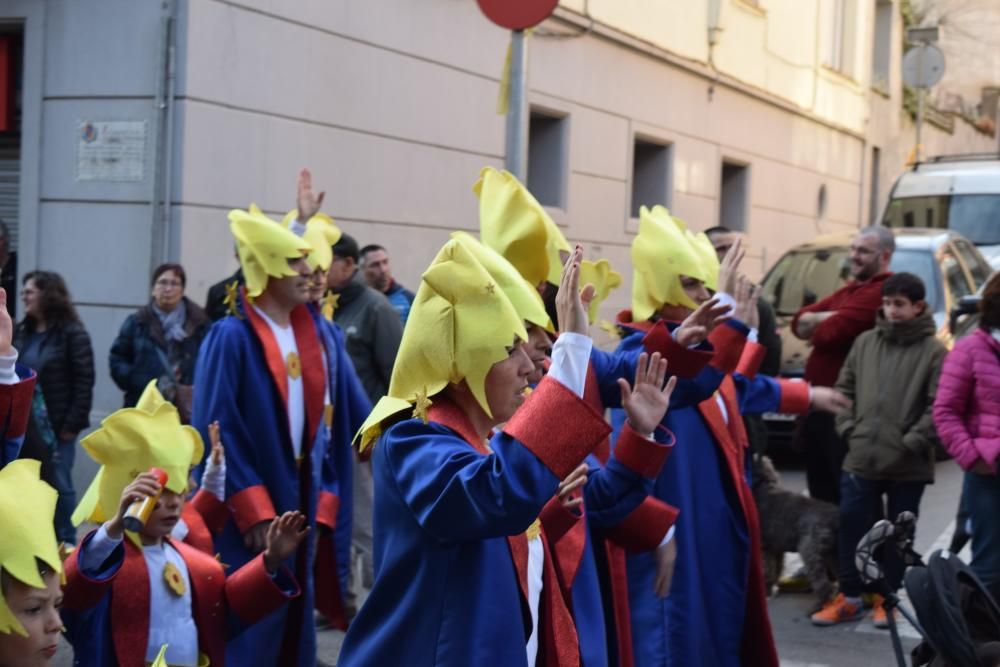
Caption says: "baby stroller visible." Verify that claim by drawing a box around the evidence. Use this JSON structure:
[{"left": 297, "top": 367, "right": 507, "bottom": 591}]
[{"left": 854, "top": 512, "right": 1000, "bottom": 667}]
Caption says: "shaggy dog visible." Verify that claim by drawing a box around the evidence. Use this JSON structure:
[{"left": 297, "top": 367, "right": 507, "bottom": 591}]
[{"left": 752, "top": 455, "right": 840, "bottom": 608}]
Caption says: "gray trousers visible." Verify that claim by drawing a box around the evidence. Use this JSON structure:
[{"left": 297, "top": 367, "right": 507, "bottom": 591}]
[{"left": 345, "top": 455, "right": 374, "bottom": 614}]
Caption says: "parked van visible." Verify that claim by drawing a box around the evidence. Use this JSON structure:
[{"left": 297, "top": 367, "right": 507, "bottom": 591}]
[{"left": 881, "top": 154, "right": 1000, "bottom": 269}]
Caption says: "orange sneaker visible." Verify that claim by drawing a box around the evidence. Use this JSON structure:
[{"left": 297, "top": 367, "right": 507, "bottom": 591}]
[
  {"left": 810, "top": 593, "right": 865, "bottom": 626},
  {"left": 872, "top": 595, "right": 895, "bottom": 629}
]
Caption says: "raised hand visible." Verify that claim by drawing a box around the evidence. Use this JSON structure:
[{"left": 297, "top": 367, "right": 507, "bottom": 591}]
[
  {"left": 674, "top": 297, "right": 730, "bottom": 347},
  {"left": 557, "top": 463, "right": 588, "bottom": 512},
  {"left": 618, "top": 352, "right": 678, "bottom": 435},
  {"left": 207, "top": 420, "right": 225, "bottom": 466},
  {"left": 810, "top": 387, "right": 852, "bottom": 415},
  {"left": 0, "top": 288, "right": 12, "bottom": 356},
  {"left": 263, "top": 511, "right": 310, "bottom": 573},
  {"left": 732, "top": 276, "right": 761, "bottom": 329},
  {"left": 107, "top": 472, "right": 163, "bottom": 539},
  {"left": 654, "top": 537, "right": 677, "bottom": 598},
  {"left": 297, "top": 168, "right": 325, "bottom": 221},
  {"left": 717, "top": 236, "right": 745, "bottom": 297},
  {"left": 556, "top": 245, "right": 595, "bottom": 336}
]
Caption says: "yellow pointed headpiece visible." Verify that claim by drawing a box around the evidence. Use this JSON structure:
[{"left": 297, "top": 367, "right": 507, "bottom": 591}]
[
  {"left": 631, "top": 205, "right": 705, "bottom": 318},
  {"left": 0, "top": 460, "right": 61, "bottom": 636},
  {"left": 356, "top": 239, "right": 527, "bottom": 452},
  {"left": 451, "top": 231, "right": 553, "bottom": 332},
  {"left": 580, "top": 259, "right": 623, "bottom": 325},
  {"left": 282, "top": 210, "right": 343, "bottom": 272},
  {"left": 475, "top": 167, "right": 571, "bottom": 287},
  {"left": 688, "top": 230, "right": 720, "bottom": 292},
  {"left": 72, "top": 381, "right": 205, "bottom": 528},
  {"left": 229, "top": 204, "right": 312, "bottom": 298}
]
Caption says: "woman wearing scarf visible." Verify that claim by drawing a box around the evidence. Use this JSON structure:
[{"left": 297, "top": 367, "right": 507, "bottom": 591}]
[{"left": 109, "top": 263, "right": 210, "bottom": 421}]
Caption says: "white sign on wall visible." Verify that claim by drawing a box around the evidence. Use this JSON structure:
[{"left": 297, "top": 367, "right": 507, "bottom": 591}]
[{"left": 76, "top": 120, "right": 147, "bottom": 182}]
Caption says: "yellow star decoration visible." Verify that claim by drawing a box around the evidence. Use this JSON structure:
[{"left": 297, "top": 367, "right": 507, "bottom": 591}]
[
  {"left": 412, "top": 387, "right": 432, "bottom": 424},
  {"left": 525, "top": 518, "right": 541, "bottom": 541},
  {"left": 224, "top": 280, "right": 243, "bottom": 319},
  {"left": 599, "top": 319, "right": 622, "bottom": 342},
  {"left": 322, "top": 291, "right": 340, "bottom": 321},
  {"left": 151, "top": 645, "right": 169, "bottom": 667},
  {"left": 287, "top": 352, "right": 302, "bottom": 380},
  {"left": 485, "top": 281, "right": 496, "bottom": 295},
  {"left": 164, "top": 561, "right": 186, "bottom": 597}
]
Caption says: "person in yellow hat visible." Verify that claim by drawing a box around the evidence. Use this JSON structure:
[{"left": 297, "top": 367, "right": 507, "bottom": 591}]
[
  {"left": 190, "top": 194, "right": 372, "bottom": 658},
  {"left": 338, "top": 240, "right": 677, "bottom": 667},
  {"left": 0, "top": 459, "right": 62, "bottom": 667},
  {"left": 60, "top": 381, "right": 309, "bottom": 667}
]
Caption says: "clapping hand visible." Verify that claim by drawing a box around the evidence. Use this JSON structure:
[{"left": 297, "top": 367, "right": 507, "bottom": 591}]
[
  {"left": 674, "top": 297, "right": 731, "bottom": 347},
  {"left": 618, "top": 352, "right": 678, "bottom": 435},
  {"left": 556, "top": 245, "right": 595, "bottom": 336},
  {"left": 557, "top": 463, "right": 588, "bottom": 512},
  {"left": 0, "top": 288, "right": 12, "bottom": 356},
  {"left": 732, "top": 276, "right": 762, "bottom": 330},
  {"left": 297, "top": 168, "right": 325, "bottom": 221},
  {"left": 207, "top": 420, "right": 225, "bottom": 466},
  {"left": 717, "top": 236, "right": 745, "bottom": 298},
  {"left": 263, "top": 511, "right": 310, "bottom": 574}
]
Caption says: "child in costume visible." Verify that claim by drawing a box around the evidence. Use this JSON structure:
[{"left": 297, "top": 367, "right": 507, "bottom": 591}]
[
  {"left": 338, "top": 239, "right": 676, "bottom": 666},
  {"left": 61, "top": 381, "right": 308, "bottom": 667},
  {"left": 0, "top": 459, "right": 63, "bottom": 667},
  {"left": 0, "top": 287, "right": 38, "bottom": 468}
]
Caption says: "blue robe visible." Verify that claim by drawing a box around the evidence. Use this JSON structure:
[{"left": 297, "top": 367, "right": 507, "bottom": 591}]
[
  {"left": 338, "top": 378, "right": 611, "bottom": 667},
  {"left": 191, "top": 294, "right": 369, "bottom": 665}
]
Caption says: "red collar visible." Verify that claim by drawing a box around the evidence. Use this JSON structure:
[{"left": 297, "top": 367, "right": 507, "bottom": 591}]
[{"left": 426, "top": 398, "right": 489, "bottom": 455}]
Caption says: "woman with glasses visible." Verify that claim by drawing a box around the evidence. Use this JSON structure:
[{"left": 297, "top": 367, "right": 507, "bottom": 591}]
[
  {"left": 13, "top": 270, "right": 95, "bottom": 548},
  {"left": 109, "top": 263, "right": 209, "bottom": 421}
]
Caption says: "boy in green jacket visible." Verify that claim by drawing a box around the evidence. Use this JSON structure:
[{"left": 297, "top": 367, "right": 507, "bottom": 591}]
[{"left": 811, "top": 272, "right": 946, "bottom": 628}]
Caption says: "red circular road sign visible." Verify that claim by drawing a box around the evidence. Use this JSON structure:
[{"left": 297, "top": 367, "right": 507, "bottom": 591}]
[{"left": 476, "top": 0, "right": 560, "bottom": 30}]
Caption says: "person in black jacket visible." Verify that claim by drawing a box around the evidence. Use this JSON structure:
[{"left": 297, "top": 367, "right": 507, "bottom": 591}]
[
  {"left": 204, "top": 266, "right": 243, "bottom": 322},
  {"left": 109, "top": 263, "right": 210, "bottom": 416},
  {"left": 14, "top": 270, "right": 95, "bottom": 545}
]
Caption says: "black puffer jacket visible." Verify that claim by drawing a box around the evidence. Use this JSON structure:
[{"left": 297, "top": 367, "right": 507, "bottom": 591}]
[{"left": 13, "top": 320, "right": 95, "bottom": 435}]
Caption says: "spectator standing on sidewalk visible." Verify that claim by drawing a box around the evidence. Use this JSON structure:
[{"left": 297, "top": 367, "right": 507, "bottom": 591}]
[
  {"left": 360, "top": 244, "right": 415, "bottom": 326},
  {"left": 792, "top": 226, "right": 894, "bottom": 504},
  {"left": 934, "top": 271, "right": 1000, "bottom": 603},
  {"left": 327, "top": 232, "right": 403, "bottom": 614},
  {"left": 812, "top": 272, "right": 944, "bottom": 628},
  {"left": 14, "top": 271, "right": 94, "bottom": 547}
]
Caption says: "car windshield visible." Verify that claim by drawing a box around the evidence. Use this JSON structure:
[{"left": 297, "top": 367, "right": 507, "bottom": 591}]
[
  {"left": 889, "top": 248, "right": 941, "bottom": 313},
  {"left": 883, "top": 194, "right": 1000, "bottom": 245}
]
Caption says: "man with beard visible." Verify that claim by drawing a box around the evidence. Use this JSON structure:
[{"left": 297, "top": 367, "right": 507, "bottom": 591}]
[{"left": 792, "top": 226, "right": 894, "bottom": 505}]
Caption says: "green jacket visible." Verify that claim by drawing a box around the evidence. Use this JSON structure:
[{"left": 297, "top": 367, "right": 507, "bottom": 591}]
[{"left": 834, "top": 310, "right": 946, "bottom": 482}]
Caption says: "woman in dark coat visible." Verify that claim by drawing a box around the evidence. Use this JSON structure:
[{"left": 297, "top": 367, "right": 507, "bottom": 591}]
[
  {"left": 14, "top": 270, "right": 95, "bottom": 546},
  {"left": 109, "top": 263, "right": 210, "bottom": 418}
]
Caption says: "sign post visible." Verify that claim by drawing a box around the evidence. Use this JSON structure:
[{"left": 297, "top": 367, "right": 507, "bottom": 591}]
[
  {"left": 476, "top": 0, "right": 560, "bottom": 181},
  {"left": 902, "top": 27, "right": 945, "bottom": 163}
]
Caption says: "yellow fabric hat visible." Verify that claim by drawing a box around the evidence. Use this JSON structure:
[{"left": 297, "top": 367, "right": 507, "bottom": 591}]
[
  {"left": 631, "top": 205, "right": 705, "bottom": 318},
  {"left": 72, "top": 381, "right": 205, "bottom": 528},
  {"left": 451, "top": 231, "right": 553, "bottom": 332},
  {"left": 356, "top": 238, "right": 527, "bottom": 452},
  {"left": 229, "top": 204, "right": 312, "bottom": 298},
  {"left": 475, "top": 167, "right": 571, "bottom": 287},
  {"left": 580, "top": 259, "right": 623, "bottom": 325},
  {"left": 689, "top": 230, "right": 720, "bottom": 292},
  {"left": 281, "top": 210, "right": 343, "bottom": 272},
  {"left": 0, "top": 460, "right": 61, "bottom": 636}
]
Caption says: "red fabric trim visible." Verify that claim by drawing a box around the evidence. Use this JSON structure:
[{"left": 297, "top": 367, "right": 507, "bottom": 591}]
[
  {"left": 507, "top": 532, "right": 530, "bottom": 607},
  {"left": 0, "top": 373, "right": 34, "bottom": 441},
  {"left": 290, "top": 304, "right": 325, "bottom": 452},
  {"left": 181, "top": 503, "right": 215, "bottom": 555},
  {"left": 61, "top": 530, "right": 119, "bottom": 612},
  {"left": 189, "top": 489, "right": 229, "bottom": 536},
  {"left": 605, "top": 542, "right": 635, "bottom": 667},
  {"left": 504, "top": 377, "right": 611, "bottom": 480},
  {"left": 583, "top": 365, "right": 611, "bottom": 464},
  {"left": 426, "top": 399, "right": 486, "bottom": 453},
  {"left": 243, "top": 290, "right": 289, "bottom": 407},
  {"left": 607, "top": 497, "right": 679, "bottom": 553},
  {"left": 314, "top": 534, "right": 348, "bottom": 630},
  {"left": 227, "top": 485, "right": 276, "bottom": 534},
  {"left": 614, "top": 309, "right": 653, "bottom": 333},
  {"left": 539, "top": 533, "right": 582, "bottom": 667},
  {"left": 539, "top": 496, "right": 587, "bottom": 594},
  {"left": 778, "top": 380, "right": 811, "bottom": 414},
  {"left": 110, "top": 541, "right": 151, "bottom": 667},
  {"left": 613, "top": 423, "right": 672, "bottom": 478},
  {"left": 642, "top": 321, "right": 713, "bottom": 378},
  {"left": 316, "top": 491, "right": 340, "bottom": 529},
  {"left": 708, "top": 324, "right": 747, "bottom": 375},
  {"left": 173, "top": 540, "right": 228, "bottom": 666},
  {"left": 736, "top": 342, "right": 767, "bottom": 379},
  {"left": 225, "top": 551, "right": 301, "bottom": 626}
]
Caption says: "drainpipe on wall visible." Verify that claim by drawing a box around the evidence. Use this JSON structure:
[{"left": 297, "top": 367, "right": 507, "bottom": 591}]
[
  {"left": 150, "top": 0, "right": 176, "bottom": 269},
  {"left": 707, "top": 0, "right": 723, "bottom": 100}
]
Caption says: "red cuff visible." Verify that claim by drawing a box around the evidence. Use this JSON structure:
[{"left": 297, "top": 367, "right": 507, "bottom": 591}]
[
  {"left": 503, "top": 377, "right": 611, "bottom": 480},
  {"left": 708, "top": 324, "right": 748, "bottom": 374},
  {"left": 227, "top": 485, "right": 276, "bottom": 534},
  {"left": 0, "top": 373, "right": 35, "bottom": 441},
  {"left": 778, "top": 380, "right": 811, "bottom": 414},
  {"left": 607, "top": 497, "right": 679, "bottom": 553},
  {"left": 225, "top": 553, "right": 300, "bottom": 625},
  {"left": 613, "top": 423, "right": 672, "bottom": 479},
  {"left": 539, "top": 495, "right": 582, "bottom": 543},
  {"left": 736, "top": 342, "right": 767, "bottom": 379},
  {"left": 190, "top": 489, "right": 229, "bottom": 535},
  {"left": 641, "top": 322, "right": 713, "bottom": 378},
  {"left": 317, "top": 491, "right": 340, "bottom": 530}
]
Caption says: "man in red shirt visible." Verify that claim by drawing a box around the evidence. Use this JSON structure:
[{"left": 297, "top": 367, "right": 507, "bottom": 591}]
[{"left": 792, "top": 226, "right": 894, "bottom": 504}]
